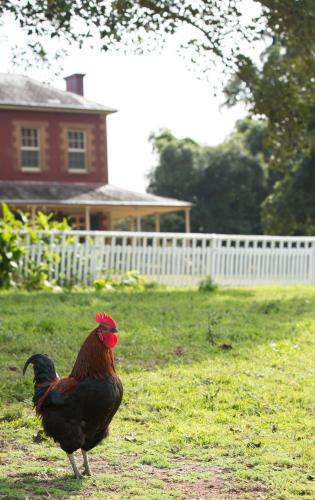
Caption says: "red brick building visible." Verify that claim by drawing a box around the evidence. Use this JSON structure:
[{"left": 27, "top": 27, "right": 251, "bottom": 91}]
[{"left": 0, "top": 73, "right": 191, "bottom": 230}]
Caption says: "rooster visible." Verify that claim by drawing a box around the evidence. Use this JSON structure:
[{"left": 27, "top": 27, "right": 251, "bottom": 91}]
[{"left": 23, "top": 312, "right": 123, "bottom": 479}]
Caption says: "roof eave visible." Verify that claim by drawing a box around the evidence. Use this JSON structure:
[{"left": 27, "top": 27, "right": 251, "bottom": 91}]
[
  {"left": 0, "top": 103, "right": 117, "bottom": 115},
  {"left": 4, "top": 199, "right": 192, "bottom": 208}
]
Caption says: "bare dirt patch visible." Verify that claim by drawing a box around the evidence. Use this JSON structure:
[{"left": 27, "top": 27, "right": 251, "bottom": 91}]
[{"left": 86, "top": 456, "right": 269, "bottom": 499}]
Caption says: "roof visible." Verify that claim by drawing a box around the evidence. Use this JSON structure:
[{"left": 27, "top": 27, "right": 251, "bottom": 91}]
[
  {"left": 0, "top": 74, "right": 116, "bottom": 114},
  {"left": 0, "top": 181, "right": 192, "bottom": 208}
]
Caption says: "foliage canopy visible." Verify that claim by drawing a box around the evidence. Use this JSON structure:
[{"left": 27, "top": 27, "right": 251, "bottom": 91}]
[
  {"left": 148, "top": 119, "right": 271, "bottom": 234},
  {"left": 149, "top": 119, "right": 315, "bottom": 236},
  {"left": 262, "top": 151, "right": 315, "bottom": 235}
]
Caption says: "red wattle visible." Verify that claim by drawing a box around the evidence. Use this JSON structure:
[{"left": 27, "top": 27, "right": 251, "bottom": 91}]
[{"left": 103, "top": 333, "right": 118, "bottom": 349}]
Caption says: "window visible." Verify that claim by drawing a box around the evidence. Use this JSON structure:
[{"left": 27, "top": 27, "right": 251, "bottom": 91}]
[
  {"left": 13, "top": 121, "right": 48, "bottom": 172},
  {"left": 68, "top": 214, "right": 86, "bottom": 229},
  {"left": 21, "top": 128, "right": 40, "bottom": 170},
  {"left": 68, "top": 129, "right": 86, "bottom": 171}
]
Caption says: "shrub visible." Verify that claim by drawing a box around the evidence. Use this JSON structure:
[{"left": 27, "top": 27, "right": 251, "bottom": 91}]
[
  {"left": 0, "top": 203, "right": 71, "bottom": 290},
  {"left": 0, "top": 204, "right": 25, "bottom": 287},
  {"left": 93, "top": 279, "right": 107, "bottom": 291},
  {"left": 198, "top": 276, "right": 218, "bottom": 292},
  {"left": 93, "top": 270, "right": 157, "bottom": 291}
]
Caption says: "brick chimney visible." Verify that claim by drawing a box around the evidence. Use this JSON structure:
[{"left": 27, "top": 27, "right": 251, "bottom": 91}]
[{"left": 64, "top": 73, "right": 85, "bottom": 96}]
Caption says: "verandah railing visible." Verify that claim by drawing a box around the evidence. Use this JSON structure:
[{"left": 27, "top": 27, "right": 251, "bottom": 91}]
[{"left": 20, "top": 231, "right": 315, "bottom": 287}]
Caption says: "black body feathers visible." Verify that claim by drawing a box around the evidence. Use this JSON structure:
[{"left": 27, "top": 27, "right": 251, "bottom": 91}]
[
  {"left": 42, "top": 376, "right": 123, "bottom": 453},
  {"left": 24, "top": 353, "right": 123, "bottom": 454}
]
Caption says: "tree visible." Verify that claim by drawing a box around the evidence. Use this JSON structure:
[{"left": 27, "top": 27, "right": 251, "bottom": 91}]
[
  {"left": 225, "top": 41, "right": 315, "bottom": 170},
  {"left": 196, "top": 140, "right": 267, "bottom": 234},
  {"left": 147, "top": 130, "right": 206, "bottom": 232},
  {"left": 262, "top": 151, "right": 315, "bottom": 235},
  {"left": 148, "top": 119, "right": 269, "bottom": 234},
  {"left": 148, "top": 129, "right": 205, "bottom": 200}
]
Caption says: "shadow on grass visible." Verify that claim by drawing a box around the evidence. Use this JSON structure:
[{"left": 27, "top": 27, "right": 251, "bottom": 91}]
[{"left": 0, "top": 473, "right": 83, "bottom": 499}]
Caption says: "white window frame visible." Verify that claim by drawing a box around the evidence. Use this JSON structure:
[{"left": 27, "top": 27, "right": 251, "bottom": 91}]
[
  {"left": 67, "top": 129, "right": 87, "bottom": 173},
  {"left": 21, "top": 127, "right": 40, "bottom": 172}
]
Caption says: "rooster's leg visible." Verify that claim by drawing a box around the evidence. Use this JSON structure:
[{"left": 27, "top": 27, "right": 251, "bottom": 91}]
[
  {"left": 67, "top": 453, "right": 83, "bottom": 479},
  {"left": 81, "top": 449, "right": 91, "bottom": 476}
]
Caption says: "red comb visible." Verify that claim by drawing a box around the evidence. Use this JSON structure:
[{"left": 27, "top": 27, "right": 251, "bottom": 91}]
[{"left": 95, "top": 312, "right": 117, "bottom": 329}]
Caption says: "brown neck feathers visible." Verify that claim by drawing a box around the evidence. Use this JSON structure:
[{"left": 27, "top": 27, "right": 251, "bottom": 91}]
[{"left": 70, "top": 330, "right": 116, "bottom": 380}]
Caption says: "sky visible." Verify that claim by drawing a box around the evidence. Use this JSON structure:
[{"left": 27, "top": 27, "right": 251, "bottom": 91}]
[
  {"left": 58, "top": 48, "right": 246, "bottom": 192},
  {"left": 1, "top": 19, "right": 248, "bottom": 194}
]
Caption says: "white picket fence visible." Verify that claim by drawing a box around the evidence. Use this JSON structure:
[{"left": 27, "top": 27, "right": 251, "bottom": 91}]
[{"left": 20, "top": 230, "right": 315, "bottom": 287}]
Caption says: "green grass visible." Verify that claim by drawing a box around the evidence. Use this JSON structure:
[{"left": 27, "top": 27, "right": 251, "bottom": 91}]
[{"left": 0, "top": 287, "right": 314, "bottom": 499}]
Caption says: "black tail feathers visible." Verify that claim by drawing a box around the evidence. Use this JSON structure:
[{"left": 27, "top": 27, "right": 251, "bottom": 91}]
[{"left": 23, "top": 354, "right": 58, "bottom": 386}]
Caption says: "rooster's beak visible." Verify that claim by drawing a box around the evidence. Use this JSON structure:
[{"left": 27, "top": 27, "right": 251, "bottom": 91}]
[{"left": 110, "top": 327, "right": 118, "bottom": 333}]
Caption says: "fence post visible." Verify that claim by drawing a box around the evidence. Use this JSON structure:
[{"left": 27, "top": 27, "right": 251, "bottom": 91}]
[
  {"left": 310, "top": 239, "right": 315, "bottom": 284},
  {"left": 209, "top": 236, "right": 216, "bottom": 281}
]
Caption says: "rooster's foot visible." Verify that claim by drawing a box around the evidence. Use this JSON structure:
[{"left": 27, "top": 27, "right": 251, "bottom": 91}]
[
  {"left": 68, "top": 453, "right": 83, "bottom": 479},
  {"left": 81, "top": 450, "right": 92, "bottom": 476}
]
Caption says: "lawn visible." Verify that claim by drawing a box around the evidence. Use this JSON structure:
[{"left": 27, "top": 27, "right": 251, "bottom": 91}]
[{"left": 0, "top": 287, "right": 314, "bottom": 499}]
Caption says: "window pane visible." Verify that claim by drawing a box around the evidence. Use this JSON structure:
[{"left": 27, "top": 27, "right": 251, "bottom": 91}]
[
  {"left": 22, "top": 128, "right": 39, "bottom": 147},
  {"left": 22, "top": 150, "right": 39, "bottom": 168},
  {"left": 68, "top": 151, "right": 86, "bottom": 170},
  {"left": 68, "top": 130, "right": 84, "bottom": 149}
]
